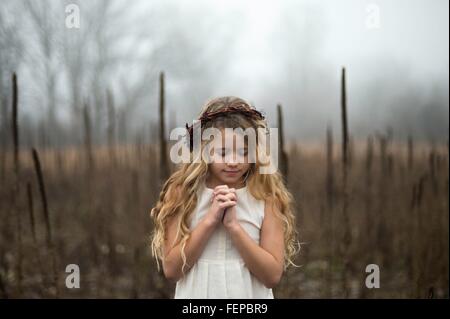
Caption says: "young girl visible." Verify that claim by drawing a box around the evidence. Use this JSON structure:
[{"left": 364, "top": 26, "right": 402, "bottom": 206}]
[{"left": 150, "top": 96, "right": 299, "bottom": 298}]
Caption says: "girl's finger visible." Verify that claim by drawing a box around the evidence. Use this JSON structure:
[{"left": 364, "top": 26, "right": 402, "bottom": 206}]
[
  {"left": 225, "top": 193, "right": 237, "bottom": 201},
  {"left": 214, "top": 185, "right": 229, "bottom": 192},
  {"left": 214, "top": 188, "right": 235, "bottom": 196},
  {"left": 215, "top": 194, "right": 229, "bottom": 202},
  {"left": 215, "top": 193, "right": 237, "bottom": 202},
  {"left": 219, "top": 200, "right": 236, "bottom": 209}
]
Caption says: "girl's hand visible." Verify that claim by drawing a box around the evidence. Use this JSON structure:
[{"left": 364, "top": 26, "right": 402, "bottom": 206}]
[
  {"left": 205, "top": 185, "right": 236, "bottom": 226},
  {"left": 211, "top": 187, "right": 239, "bottom": 230},
  {"left": 222, "top": 204, "right": 239, "bottom": 231}
]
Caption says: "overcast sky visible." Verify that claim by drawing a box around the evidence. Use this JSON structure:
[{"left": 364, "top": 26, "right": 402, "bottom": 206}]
[
  {"left": 3, "top": 0, "right": 448, "bottom": 144},
  {"left": 154, "top": 0, "right": 449, "bottom": 141}
]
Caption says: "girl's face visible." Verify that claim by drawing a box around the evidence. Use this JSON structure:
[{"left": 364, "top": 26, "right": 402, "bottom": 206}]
[{"left": 206, "top": 128, "right": 250, "bottom": 187}]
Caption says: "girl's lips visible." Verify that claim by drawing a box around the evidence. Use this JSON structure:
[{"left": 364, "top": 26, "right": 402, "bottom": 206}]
[{"left": 223, "top": 170, "right": 240, "bottom": 174}]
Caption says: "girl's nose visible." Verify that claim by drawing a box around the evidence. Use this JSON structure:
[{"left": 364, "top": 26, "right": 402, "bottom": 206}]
[
  {"left": 225, "top": 152, "right": 245, "bottom": 165},
  {"left": 225, "top": 155, "right": 239, "bottom": 166}
]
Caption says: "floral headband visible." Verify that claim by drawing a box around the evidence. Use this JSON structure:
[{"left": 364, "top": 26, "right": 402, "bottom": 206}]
[{"left": 185, "top": 105, "right": 266, "bottom": 151}]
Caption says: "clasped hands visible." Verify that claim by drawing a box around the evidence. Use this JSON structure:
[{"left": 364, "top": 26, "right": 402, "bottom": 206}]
[{"left": 206, "top": 185, "right": 240, "bottom": 231}]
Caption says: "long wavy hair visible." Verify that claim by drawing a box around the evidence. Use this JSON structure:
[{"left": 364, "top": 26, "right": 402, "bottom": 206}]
[{"left": 150, "top": 96, "right": 300, "bottom": 276}]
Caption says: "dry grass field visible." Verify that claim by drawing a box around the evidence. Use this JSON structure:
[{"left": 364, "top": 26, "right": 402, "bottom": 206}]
[{"left": 0, "top": 137, "right": 447, "bottom": 298}]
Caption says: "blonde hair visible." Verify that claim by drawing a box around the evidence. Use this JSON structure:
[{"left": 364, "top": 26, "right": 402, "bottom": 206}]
[{"left": 150, "top": 96, "right": 300, "bottom": 276}]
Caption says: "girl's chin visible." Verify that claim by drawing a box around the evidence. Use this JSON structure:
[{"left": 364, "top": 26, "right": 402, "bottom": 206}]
[{"left": 220, "top": 174, "right": 242, "bottom": 181}]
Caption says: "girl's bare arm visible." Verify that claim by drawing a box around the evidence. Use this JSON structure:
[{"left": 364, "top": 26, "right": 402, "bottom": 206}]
[
  {"left": 225, "top": 197, "right": 285, "bottom": 288},
  {"left": 162, "top": 186, "right": 236, "bottom": 282},
  {"left": 162, "top": 212, "right": 217, "bottom": 282}
]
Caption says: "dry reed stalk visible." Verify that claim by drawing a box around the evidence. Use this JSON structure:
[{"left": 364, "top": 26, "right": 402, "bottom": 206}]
[
  {"left": 379, "top": 134, "right": 387, "bottom": 174},
  {"left": 159, "top": 72, "right": 169, "bottom": 183},
  {"left": 26, "top": 182, "right": 36, "bottom": 242},
  {"left": 12, "top": 73, "right": 19, "bottom": 178},
  {"left": 325, "top": 124, "right": 334, "bottom": 297},
  {"left": 348, "top": 134, "right": 354, "bottom": 169},
  {"left": 386, "top": 129, "right": 394, "bottom": 177},
  {"left": 365, "top": 135, "right": 374, "bottom": 187},
  {"left": 106, "top": 89, "right": 116, "bottom": 164},
  {"left": 26, "top": 181, "right": 45, "bottom": 290},
  {"left": 340, "top": 67, "right": 351, "bottom": 297},
  {"left": 10, "top": 72, "right": 24, "bottom": 296},
  {"left": 32, "top": 148, "right": 59, "bottom": 297},
  {"left": 409, "top": 174, "right": 426, "bottom": 297},
  {"left": 374, "top": 134, "right": 388, "bottom": 248},
  {"left": 364, "top": 135, "right": 374, "bottom": 244},
  {"left": 407, "top": 134, "right": 414, "bottom": 171},
  {"left": 0, "top": 94, "right": 7, "bottom": 182},
  {"left": 1, "top": 93, "right": 11, "bottom": 245},
  {"left": 277, "top": 103, "right": 289, "bottom": 182},
  {"left": 83, "top": 102, "right": 93, "bottom": 172},
  {"left": 359, "top": 135, "right": 374, "bottom": 298},
  {"left": 15, "top": 190, "right": 23, "bottom": 296},
  {"left": 428, "top": 148, "right": 438, "bottom": 194},
  {"left": 341, "top": 68, "right": 349, "bottom": 167},
  {"left": 326, "top": 125, "right": 335, "bottom": 212}
]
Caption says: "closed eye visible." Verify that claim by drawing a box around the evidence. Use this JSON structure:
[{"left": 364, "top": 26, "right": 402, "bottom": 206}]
[{"left": 216, "top": 148, "right": 229, "bottom": 157}]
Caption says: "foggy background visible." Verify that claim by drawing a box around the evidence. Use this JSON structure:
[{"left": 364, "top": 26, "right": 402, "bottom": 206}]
[
  {"left": 0, "top": 0, "right": 448, "bottom": 299},
  {"left": 1, "top": 0, "right": 448, "bottom": 147}
]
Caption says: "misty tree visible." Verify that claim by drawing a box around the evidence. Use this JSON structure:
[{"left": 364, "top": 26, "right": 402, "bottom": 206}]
[
  {"left": 1, "top": 0, "right": 249, "bottom": 147},
  {"left": 0, "top": 0, "right": 24, "bottom": 148},
  {"left": 22, "top": 0, "right": 64, "bottom": 145},
  {"left": 145, "top": 0, "right": 246, "bottom": 129}
]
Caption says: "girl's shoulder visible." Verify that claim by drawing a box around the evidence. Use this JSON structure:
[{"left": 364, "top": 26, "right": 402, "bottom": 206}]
[{"left": 247, "top": 189, "right": 280, "bottom": 207}]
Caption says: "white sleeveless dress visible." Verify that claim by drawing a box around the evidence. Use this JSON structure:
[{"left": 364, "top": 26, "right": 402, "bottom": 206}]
[{"left": 174, "top": 181, "right": 274, "bottom": 299}]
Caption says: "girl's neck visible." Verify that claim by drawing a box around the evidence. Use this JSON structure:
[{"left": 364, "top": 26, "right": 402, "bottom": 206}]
[{"left": 205, "top": 175, "right": 246, "bottom": 190}]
